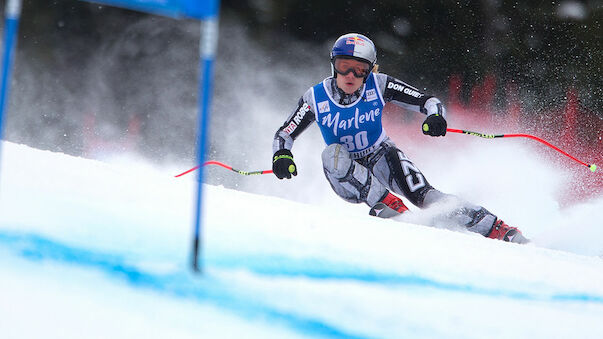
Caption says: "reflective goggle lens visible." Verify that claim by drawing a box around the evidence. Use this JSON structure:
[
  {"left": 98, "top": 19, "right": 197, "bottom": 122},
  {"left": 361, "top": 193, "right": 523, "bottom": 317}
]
[{"left": 333, "top": 58, "right": 370, "bottom": 78}]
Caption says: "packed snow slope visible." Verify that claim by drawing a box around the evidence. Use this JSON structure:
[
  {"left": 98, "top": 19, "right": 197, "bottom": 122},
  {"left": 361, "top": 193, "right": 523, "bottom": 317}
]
[{"left": 1, "top": 141, "right": 603, "bottom": 339}]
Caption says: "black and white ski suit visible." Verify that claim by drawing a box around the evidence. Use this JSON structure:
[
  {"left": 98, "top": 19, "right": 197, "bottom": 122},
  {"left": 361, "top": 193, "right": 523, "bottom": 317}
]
[{"left": 273, "top": 73, "right": 498, "bottom": 236}]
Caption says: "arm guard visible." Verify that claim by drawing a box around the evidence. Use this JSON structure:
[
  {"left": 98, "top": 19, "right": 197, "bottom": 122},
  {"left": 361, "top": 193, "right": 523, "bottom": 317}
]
[
  {"left": 375, "top": 74, "right": 446, "bottom": 118},
  {"left": 272, "top": 92, "right": 316, "bottom": 153}
]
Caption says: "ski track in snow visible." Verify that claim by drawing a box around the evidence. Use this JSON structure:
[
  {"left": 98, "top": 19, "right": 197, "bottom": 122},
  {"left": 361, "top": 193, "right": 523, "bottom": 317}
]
[{"left": 1, "top": 141, "right": 603, "bottom": 338}]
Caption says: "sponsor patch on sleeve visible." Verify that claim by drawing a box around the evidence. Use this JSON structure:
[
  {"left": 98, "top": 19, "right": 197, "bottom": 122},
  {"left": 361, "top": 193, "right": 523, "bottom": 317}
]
[
  {"left": 387, "top": 81, "right": 424, "bottom": 98},
  {"left": 283, "top": 121, "right": 297, "bottom": 135}
]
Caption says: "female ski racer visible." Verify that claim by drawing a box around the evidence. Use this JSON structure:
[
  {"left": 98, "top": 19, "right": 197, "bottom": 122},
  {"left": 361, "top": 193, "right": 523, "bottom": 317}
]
[{"left": 272, "top": 33, "right": 527, "bottom": 244}]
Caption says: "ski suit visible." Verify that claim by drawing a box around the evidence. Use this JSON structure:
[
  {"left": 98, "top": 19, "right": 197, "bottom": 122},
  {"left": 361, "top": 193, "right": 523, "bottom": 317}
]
[{"left": 273, "top": 72, "right": 497, "bottom": 236}]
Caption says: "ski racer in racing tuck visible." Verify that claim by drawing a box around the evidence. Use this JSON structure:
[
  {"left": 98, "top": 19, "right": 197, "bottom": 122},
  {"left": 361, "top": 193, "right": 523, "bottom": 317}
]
[{"left": 271, "top": 33, "right": 528, "bottom": 244}]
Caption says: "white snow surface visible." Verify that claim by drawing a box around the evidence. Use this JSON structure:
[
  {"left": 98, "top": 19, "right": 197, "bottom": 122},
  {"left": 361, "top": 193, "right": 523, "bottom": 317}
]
[{"left": 1, "top": 141, "right": 603, "bottom": 338}]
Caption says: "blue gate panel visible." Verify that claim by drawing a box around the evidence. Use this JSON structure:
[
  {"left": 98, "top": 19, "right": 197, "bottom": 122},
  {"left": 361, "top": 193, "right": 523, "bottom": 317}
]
[{"left": 82, "top": 0, "right": 218, "bottom": 19}]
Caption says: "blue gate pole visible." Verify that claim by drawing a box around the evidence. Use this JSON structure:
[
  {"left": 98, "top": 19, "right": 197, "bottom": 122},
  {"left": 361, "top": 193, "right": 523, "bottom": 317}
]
[
  {"left": 192, "top": 15, "right": 219, "bottom": 273},
  {"left": 0, "top": 0, "right": 22, "bottom": 179}
]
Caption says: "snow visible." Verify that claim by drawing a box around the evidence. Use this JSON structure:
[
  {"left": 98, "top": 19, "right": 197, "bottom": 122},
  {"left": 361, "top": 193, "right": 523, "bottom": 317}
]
[
  {"left": 1, "top": 140, "right": 603, "bottom": 338},
  {"left": 557, "top": 1, "right": 588, "bottom": 21}
]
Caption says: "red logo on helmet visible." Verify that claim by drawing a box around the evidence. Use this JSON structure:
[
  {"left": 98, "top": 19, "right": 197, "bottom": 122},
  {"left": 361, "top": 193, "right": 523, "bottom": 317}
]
[{"left": 345, "top": 36, "right": 365, "bottom": 46}]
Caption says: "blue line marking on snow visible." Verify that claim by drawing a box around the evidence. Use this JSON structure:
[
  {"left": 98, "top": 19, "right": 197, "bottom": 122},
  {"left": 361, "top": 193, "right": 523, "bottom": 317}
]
[
  {"left": 0, "top": 230, "right": 366, "bottom": 339},
  {"left": 2, "top": 230, "right": 603, "bottom": 322},
  {"left": 207, "top": 254, "right": 603, "bottom": 303}
]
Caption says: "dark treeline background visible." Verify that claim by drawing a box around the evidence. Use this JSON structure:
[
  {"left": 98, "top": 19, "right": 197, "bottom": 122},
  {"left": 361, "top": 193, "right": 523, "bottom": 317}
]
[
  {"left": 1, "top": 0, "right": 601, "bottom": 164},
  {"left": 225, "top": 0, "right": 601, "bottom": 109}
]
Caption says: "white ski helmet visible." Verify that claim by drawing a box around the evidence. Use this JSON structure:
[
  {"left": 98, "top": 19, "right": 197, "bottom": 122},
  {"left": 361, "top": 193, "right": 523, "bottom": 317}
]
[{"left": 330, "top": 33, "right": 377, "bottom": 79}]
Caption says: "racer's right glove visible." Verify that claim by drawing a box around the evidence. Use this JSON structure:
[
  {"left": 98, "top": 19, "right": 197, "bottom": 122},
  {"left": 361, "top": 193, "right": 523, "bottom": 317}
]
[{"left": 272, "top": 149, "right": 297, "bottom": 179}]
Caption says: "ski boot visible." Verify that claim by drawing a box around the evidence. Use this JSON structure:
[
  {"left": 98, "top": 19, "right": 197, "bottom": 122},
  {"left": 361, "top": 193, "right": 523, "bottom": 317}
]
[
  {"left": 369, "top": 192, "right": 409, "bottom": 218},
  {"left": 487, "top": 219, "right": 529, "bottom": 244}
]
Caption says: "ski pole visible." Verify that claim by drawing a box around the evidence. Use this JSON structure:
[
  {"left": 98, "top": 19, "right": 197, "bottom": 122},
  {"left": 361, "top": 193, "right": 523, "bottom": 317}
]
[
  {"left": 175, "top": 160, "right": 273, "bottom": 177},
  {"left": 446, "top": 128, "right": 597, "bottom": 172}
]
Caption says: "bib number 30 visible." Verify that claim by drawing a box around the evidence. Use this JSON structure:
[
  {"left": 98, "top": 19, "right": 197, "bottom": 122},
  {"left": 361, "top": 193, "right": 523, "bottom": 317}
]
[{"left": 340, "top": 131, "right": 369, "bottom": 152}]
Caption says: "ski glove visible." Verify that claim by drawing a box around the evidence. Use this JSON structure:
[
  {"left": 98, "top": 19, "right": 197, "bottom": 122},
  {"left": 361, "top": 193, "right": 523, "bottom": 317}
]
[
  {"left": 422, "top": 114, "right": 447, "bottom": 137},
  {"left": 272, "top": 149, "right": 297, "bottom": 179}
]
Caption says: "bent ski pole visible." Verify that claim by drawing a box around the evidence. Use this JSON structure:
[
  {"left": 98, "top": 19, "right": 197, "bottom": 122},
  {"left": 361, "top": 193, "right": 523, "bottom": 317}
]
[
  {"left": 446, "top": 128, "right": 597, "bottom": 172},
  {"left": 175, "top": 161, "right": 273, "bottom": 177}
]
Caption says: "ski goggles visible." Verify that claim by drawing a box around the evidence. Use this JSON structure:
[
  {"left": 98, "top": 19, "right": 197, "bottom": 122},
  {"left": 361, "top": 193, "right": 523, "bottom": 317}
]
[{"left": 332, "top": 57, "right": 371, "bottom": 78}]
